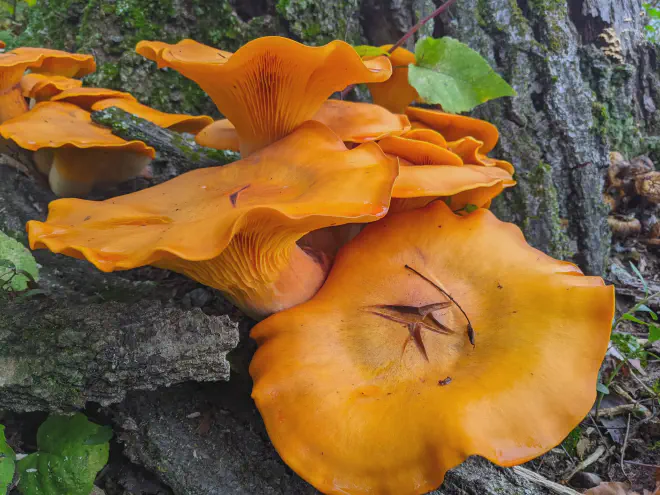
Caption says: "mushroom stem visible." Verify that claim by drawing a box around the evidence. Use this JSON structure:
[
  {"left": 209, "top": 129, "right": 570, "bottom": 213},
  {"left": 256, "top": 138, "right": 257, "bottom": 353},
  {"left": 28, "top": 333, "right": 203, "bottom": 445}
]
[
  {"left": 160, "top": 240, "right": 329, "bottom": 320},
  {"left": 48, "top": 148, "right": 152, "bottom": 197}
]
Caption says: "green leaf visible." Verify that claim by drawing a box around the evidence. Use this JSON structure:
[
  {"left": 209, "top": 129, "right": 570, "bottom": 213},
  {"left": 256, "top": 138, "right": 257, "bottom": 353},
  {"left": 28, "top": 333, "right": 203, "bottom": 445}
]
[
  {"left": 408, "top": 36, "right": 516, "bottom": 114},
  {"left": 17, "top": 414, "right": 110, "bottom": 495},
  {"left": 611, "top": 332, "right": 645, "bottom": 359},
  {"left": 0, "top": 425, "right": 15, "bottom": 494},
  {"left": 596, "top": 382, "right": 610, "bottom": 395},
  {"left": 0, "top": 231, "right": 39, "bottom": 292},
  {"left": 636, "top": 304, "right": 658, "bottom": 320},
  {"left": 629, "top": 262, "right": 648, "bottom": 296},
  {"left": 464, "top": 204, "right": 478, "bottom": 213},
  {"left": 650, "top": 324, "right": 660, "bottom": 343},
  {"left": 621, "top": 313, "right": 649, "bottom": 326},
  {"left": 353, "top": 45, "right": 390, "bottom": 58}
]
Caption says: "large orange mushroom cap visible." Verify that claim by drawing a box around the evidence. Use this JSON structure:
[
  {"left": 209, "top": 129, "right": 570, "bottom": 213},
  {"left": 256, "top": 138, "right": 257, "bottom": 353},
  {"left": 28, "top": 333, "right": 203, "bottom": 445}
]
[
  {"left": 251, "top": 200, "right": 614, "bottom": 495},
  {"left": 91, "top": 98, "right": 213, "bottom": 134},
  {"left": 406, "top": 106, "right": 500, "bottom": 154},
  {"left": 21, "top": 73, "right": 83, "bottom": 101},
  {"left": 27, "top": 121, "right": 398, "bottom": 318},
  {"left": 136, "top": 37, "right": 392, "bottom": 155},
  {"left": 0, "top": 102, "right": 155, "bottom": 196},
  {"left": 51, "top": 87, "right": 137, "bottom": 110},
  {"left": 366, "top": 45, "right": 419, "bottom": 114},
  {"left": 11, "top": 47, "right": 95, "bottom": 78}
]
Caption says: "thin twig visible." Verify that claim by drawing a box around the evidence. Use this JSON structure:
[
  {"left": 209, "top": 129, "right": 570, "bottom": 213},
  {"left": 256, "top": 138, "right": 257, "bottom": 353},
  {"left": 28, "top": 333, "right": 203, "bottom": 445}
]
[
  {"left": 388, "top": 0, "right": 459, "bottom": 54},
  {"left": 561, "top": 445, "right": 607, "bottom": 482},
  {"left": 624, "top": 460, "right": 660, "bottom": 468},
  {"left": 512, "top": 467, "right": 581, "bottom": 495},
  {"left": 620, "top": 414, "right": 631, "bottom": 481},
  {"left": 592, "top": 403, "right": 651, "bottom": 418}
]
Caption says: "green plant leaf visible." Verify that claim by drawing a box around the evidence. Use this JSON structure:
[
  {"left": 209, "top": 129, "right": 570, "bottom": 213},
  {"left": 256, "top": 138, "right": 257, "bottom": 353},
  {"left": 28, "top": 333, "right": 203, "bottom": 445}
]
[
  {"left": 621, "top": 313, "right": 649, "bottom": 326},
  {"left": 464, "top": 204, "right": 478, "bottom": 213},
  {"left": 637, "top": 304, "right": 658, "bottom": 320},
  {"left": 596, "top": 382, "right": 610, "bottom": 395},
  {"left": 408, "top": 36, "right": 516, "bottom": 114},
  {"left": 650, "top": 324, "right": 660, "bottom": 343},
  {"left": 629, "top": 262, "right": 648, "bottom": 296},
  {"left": 0, "top": 231, "right": 39, "bottom": 292},
  {"left": 17, "top": 414, "right": 110, "bottom": 495},
  {"left": 0, "top": 425, "right": 15, "bottom": 494},
  {"left": 353, "top": 45, "right": 390, "bottom": 58}
]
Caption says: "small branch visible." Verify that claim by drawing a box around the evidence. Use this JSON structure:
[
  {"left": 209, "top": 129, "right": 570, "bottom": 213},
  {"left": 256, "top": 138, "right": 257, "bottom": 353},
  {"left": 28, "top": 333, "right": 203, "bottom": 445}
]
[
  {"left": 90, "top": 107, "right": 239, "bottom": 173},
  {"left": 511, "top": 467, "right": 581, "bottom": 495},
  {"left": 388, "top": 0, "right": 459, "bottom": 53},
  {"left": 592, "top": 403, "right": 652, "bottom": 419},
  {"left": 620, "top": 414, "right": 631, "bottom": 481},
  {"left": 561, "top": 445, "right": 607, "bottom": 482}
]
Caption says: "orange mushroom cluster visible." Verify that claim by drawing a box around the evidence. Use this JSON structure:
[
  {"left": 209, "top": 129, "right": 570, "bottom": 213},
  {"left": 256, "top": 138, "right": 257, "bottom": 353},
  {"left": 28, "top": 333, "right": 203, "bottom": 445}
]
[
  {"left": 13, "top": 35, "right": 614, "bottom": 495},
  {"left": 0, "top": 45, "right": 215, "bottom": 196}
]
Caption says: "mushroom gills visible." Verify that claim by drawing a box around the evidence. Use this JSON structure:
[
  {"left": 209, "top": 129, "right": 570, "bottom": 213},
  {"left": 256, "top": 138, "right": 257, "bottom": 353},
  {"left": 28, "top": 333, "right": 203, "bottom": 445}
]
[{"left": 48, "top": 148, "right": 152, "bottom": 197}]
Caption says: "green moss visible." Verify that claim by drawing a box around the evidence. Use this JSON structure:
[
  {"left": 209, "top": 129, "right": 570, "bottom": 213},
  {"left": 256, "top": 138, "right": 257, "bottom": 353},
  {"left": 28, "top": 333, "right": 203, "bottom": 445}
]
[
  {"left": 275, "top": 0, "right": 361, "bottom": 44},
  {"left": 528, "top": 161, "right": 572, "bottom": 259}
]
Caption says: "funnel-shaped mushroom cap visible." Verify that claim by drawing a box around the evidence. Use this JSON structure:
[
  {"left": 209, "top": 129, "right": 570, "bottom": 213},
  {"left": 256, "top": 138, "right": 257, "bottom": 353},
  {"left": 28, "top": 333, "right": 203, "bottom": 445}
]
[
  {"left": 136, "top": 37, "right": 392, "bottom": 155},
  {"left": 196, "top": 119, "right": 240, "bottom": 151},
  {"left": 91, "top": 98, "right": 213, "bottom": 134},
  {"left": 0, "top": 50, "right": 46, "bottom": 122},
  {"left": 366, "top": 45, "right": 418, "bottom": 114},
  {"left": 251, "top": 200, "right": 614, "bottom": 495},
  {"left": 21, "top": 73, "right": 83, "bottom": 101},
  {"left": 0, "top": 102, "right": 155, "bottom": 196},
  {"left": 311, "top": 100, "right": 410, "bottom": 143},
  {"left": 11, "top": 47, "right": 95, "bottom": 78},
  {"left": 406, "top": 107, "right": 499, "bottom": 153},
  {"left": 27, "top": 121, "right": 398, "bottom": 317},
  {"left": 51, "top": 87, "right": 137, "bottom": 110},
  {"left": 379, "top": 135, "right": 463, "bottom": 166}
]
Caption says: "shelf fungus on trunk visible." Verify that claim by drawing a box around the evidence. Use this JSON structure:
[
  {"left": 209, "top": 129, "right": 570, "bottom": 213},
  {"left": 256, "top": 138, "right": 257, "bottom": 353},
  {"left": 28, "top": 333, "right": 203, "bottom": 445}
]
[
  {"left": 366, "top": 45, "right": 419, "bottom": 114},
  {"left": 51, "top": 87, "right": 137, "bottom": 110},
  {"left": 91, "top": 98, "right": 213, "bottom": 134},
  {"left": 196, "top": 99, "right": 411, "bottom": 151},
  {"left": 21, "top": 73, "right": 83, "bottom": 103},
  {"left": 0, "top": 102, "right": 155, "bottom": 197},
  {"left": 27, "top": 121, "right": 398, "bottom": 319},
  {"left": 250, "top": 200, "right": 615, "bottom": 495},
  {"left": 136, "top": 37, "right": 392, "bottom": 156}
]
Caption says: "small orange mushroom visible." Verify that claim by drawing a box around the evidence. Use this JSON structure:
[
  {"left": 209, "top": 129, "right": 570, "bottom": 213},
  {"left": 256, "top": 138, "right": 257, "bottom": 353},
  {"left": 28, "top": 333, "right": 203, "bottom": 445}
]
[
  {"left": 196, "top": 99, "right": 411, "bottom": 151},
  {"left": 11, "top": 47, "right": 95, "bottom": 78},
  {"left": 366, "top": 45, "right": 418, "bottom": 114},
  {"left": 21, "top": 73, "right": 83, "bottom": 102},
  {"left": 311, "top": 99, "right": 410, "bottom": 143},
  {"left": 250, "top": 200, "right": 614, "bottom": 495},
  {"left": 406, "top": 106, "right": 500, "bottom": 154},
  {"left": 91, "top": 98, "right": 213, "bottom": 134},
  {"left": 196, "top": 119, "right": 240, "bottom": 151},
  {"left": 136, "top": 37, "right": 392, "bottom": 155},
  {"left": 0, "top": 50, "right": 45, "bottom": 122},
  {"left": 448, "top": 136, "right": 515, "bottom": 174},
  {"left": 27, "top": 121, "right": 398, "bottom": 318},
  {"left": 51, "top": 87, "right": 137, "bottom": 110},
  {"left": 378, "top": 135, "right": 463, "bottom": 166},
  {"left": 0, "top": 102, "right": 155, "bottom": 197}
]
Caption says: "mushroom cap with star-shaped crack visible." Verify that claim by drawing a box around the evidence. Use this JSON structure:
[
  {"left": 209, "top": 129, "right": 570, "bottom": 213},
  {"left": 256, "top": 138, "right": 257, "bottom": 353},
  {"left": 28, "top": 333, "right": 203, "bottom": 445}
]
[{"left": 251, "top": 200, "right": 614, "bottom": 495}]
